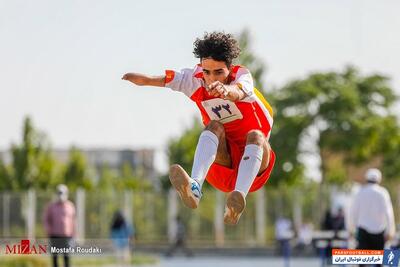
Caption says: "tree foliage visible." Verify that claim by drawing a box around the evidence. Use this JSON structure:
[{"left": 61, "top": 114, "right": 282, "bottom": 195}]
[
  {"left": 8, "top": 117, "right": 60, "bottom": 190},
  {"left": 270, "top": 66, "right": 400, "bottom": 184},
  {"left": 64, "top": 146, "right": 93, "bottom": 190}
]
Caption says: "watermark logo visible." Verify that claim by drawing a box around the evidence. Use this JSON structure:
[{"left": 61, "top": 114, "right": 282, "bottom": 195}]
[
  {"left": 383, "top": 250, "right": 400, "bottom": 266},
  {"left": 332, "top": 249, "right": 400, "bottom": 266},
  {"left": 2, "top": 238, "right": 103, "bottom": 255},
  {"left": 4, "top": 239, "right": 47, "bottom": 255}
]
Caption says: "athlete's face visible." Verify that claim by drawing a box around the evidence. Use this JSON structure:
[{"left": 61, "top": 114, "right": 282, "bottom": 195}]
[{"left": 201, "top": 58, "right": 230, "bottom": 87}]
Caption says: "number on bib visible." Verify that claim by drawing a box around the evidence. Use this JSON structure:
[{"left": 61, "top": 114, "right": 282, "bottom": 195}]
[{"left": 201, "top": 98, "right": 243, "bottom": 124}]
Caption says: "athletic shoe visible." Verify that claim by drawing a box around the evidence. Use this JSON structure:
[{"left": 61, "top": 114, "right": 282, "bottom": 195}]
[
  {"left": 224, "top": 190, "right": 246, "bottom": 225},
  {"left": 169, "top": 164, "right": 202, "bottom": 209}
]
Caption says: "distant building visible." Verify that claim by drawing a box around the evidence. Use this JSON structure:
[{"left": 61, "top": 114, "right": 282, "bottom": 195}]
[
  {"left": 59, "top": 148, "right": 157, "bottom": 184},
  {"left": 0, "top": 148, "right": 159, "bottom": 188}
]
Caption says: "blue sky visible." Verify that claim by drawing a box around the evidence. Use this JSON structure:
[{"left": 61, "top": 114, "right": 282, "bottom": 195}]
[{"left": 1, "top": 0, "right": 399, "bottom": 171}]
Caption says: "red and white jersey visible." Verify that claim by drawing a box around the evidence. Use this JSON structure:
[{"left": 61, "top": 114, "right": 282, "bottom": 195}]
[{"left": 165, "top": 65, "right": 274, "bottom": 144}]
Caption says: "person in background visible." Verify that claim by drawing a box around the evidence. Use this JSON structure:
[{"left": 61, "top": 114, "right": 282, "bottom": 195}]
[
  {"left": 166, "top": 216, "right": 193, "bottom": 257},
  {"left": 44, "top": 184, "right": 76, "bottom": 267},
  {"left": 331, "top": 207, "right": 345, "bottom": 234},
  {"left": 349, "top": 168, "right": 396, "bottom": 267},
  {"left": 296, "top": 221, "right": 314, "bottom": 251},
  {"left": 275, "top": 217, "right": 293, "bottom": 257},
  {"left": 322, "top": 209, "right": 334, "bottom": 232},
  {"left": 110, "top": 211, "right": 135, "bottom": 267}
]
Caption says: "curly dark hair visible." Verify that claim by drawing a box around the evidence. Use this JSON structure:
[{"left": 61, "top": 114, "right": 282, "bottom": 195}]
[{"left": 193, "top": 31, "right": 241, "bottom": 67}]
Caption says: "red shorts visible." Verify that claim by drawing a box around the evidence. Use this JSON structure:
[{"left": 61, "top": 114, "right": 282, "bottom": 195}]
[{"left": 205, "top": 139, "right": 276, "bottom": 193}]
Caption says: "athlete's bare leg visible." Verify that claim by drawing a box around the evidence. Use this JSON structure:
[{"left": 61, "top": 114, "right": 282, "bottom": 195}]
[{"left": 205, "top": 120, "right": 231, "bottom": 168}]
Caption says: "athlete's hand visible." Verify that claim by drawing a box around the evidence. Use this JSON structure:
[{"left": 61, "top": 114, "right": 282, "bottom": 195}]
[
  {"left": 208, "top": 81, "right": 229, "bottom": 99},
  {"left": 121, "top": 73, "right": 147, "bottom": 85}
]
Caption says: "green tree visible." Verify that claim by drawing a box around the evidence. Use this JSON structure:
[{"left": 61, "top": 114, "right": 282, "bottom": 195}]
[
  {"left": 97, "top": 164, "right": 116, "bottom": 191},
  {"left": 10, "top": 116, "right": 58, "bottom": 190},
  {"left": 64, "top": 147, "right": 93, "bottom": 190},
  {"left": 0, "top": 158, "right": 12, "bottom": 190},
  {"left": 270, "top": 66, "right": 400, "bottom": 185},
  {"left": 34, "top": 147, "right": 60, "bottom": 189},
  {"left": 119, "top": 162, "right": 152, "bottom": 191}
]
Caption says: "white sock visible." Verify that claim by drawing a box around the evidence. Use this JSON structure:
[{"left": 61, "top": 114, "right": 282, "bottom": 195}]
[
  {"left": 235, "top": 144, "right": 263, "bottom": 196},
  {"left": 191, "top": 130, "right": 219, "bottom": 187}
]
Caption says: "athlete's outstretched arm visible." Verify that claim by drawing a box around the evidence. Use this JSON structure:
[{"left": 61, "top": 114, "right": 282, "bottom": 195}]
[{"left": 122, "top": 73, "right": 165, "bottom": 87}]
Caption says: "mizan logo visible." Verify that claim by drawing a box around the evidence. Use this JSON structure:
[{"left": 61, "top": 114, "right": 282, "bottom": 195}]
[{"left": 4, "top": 239, "right": 47, "bottom": 254}]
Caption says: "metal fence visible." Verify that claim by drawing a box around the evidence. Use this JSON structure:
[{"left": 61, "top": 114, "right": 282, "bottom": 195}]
[{"left": 1, "top": 184, "right": 399, "bottom": 248}]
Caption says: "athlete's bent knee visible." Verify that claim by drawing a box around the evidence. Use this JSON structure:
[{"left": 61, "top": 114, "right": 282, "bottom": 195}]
[
  {"left": 205, "top": 120, "right": 225, "bottom": 139},
  {"left": 246, "top": 130, "right": 265, "bottom": 146}
]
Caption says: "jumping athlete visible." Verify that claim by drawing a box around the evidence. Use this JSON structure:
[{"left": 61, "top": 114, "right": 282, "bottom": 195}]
[{"left": 122, "top": 32, "right": 275, "bottom": 225}]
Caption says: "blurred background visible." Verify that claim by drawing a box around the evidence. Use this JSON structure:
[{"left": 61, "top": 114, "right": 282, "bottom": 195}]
[{"left": 1, "top": 0, "right": 400, "bottom": 266}]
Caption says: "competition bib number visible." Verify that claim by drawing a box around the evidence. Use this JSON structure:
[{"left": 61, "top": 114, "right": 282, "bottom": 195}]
[{"left": 201, "top": 98, "right": 243, "bottom": 124}]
